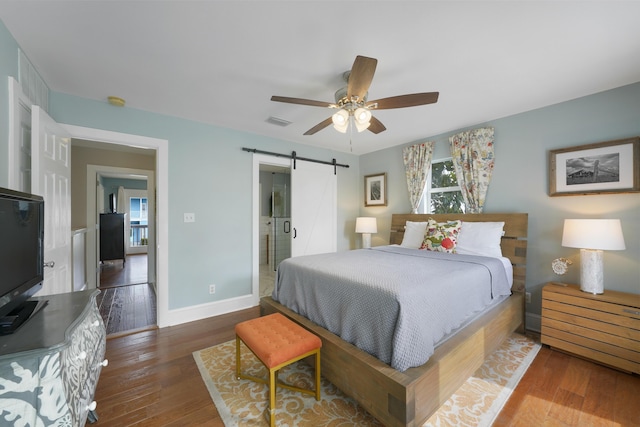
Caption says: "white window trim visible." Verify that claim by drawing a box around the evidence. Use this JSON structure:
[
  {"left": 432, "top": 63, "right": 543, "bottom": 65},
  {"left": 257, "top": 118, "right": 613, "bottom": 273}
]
[{"left": 420, "top": 157, "right": 463, "bottom": 214}]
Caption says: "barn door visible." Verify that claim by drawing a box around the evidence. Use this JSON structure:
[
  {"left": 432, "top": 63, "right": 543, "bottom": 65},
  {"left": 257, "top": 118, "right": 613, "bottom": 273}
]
[{"left": 290, "top": 161, "right": 337, "bottom": 257}]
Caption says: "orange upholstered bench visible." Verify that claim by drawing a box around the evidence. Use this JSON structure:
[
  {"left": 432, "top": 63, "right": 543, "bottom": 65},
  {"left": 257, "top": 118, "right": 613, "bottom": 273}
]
[{"left": 235, "top": 313, "right": 322, "bottom": 427}]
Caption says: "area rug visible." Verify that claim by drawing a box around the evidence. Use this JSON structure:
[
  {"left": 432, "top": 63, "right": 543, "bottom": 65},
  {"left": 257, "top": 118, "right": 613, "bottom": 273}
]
[{"left": 193, "top": 333, "right": 540, "bottom": 426}]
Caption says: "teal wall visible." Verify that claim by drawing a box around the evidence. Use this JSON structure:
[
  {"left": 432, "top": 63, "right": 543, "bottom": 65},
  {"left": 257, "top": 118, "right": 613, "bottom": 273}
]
[
  {"left": 48, "top": 92, "right": 359, "bottom": 309},
  {"left": 101, "top": 177, "right": 147, "bottom": 211},
  {"left": 360, "top": 82, "right": 640, "bottom": 319}
]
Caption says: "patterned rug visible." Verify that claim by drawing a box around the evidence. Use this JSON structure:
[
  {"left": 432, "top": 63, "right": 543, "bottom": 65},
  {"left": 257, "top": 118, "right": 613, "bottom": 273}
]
[{"left": 193, "top": 333, "right": 540, "bottom": 426}]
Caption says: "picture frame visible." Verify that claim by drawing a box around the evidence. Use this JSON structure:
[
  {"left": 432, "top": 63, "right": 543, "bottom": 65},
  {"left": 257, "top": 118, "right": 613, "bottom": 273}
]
[
  {"left": 364, "top": 173, "right": 387, "bottom": 206},
  {"left": 549, "top": 137, "right": 640, "bottom": 196}
]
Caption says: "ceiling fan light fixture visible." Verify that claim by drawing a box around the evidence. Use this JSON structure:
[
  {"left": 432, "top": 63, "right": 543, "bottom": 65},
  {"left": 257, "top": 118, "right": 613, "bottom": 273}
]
[
  {"left": 332, "top": 109, "right": 349, "bottom": 126},
  {"left": 353, "top": 107, "right": 371, "bottom": 132},
  {"left": 354, "top": 107, "right": 371, "bottom": 123}
]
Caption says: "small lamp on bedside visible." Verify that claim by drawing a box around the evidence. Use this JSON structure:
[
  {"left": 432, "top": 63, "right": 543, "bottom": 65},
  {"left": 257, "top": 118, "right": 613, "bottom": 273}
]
[
  {"left": 561, "top": 219, "right": 626, "bottom": 294},
  {"left": 356, "top": 217, "right": 377, "bottom": 249}
]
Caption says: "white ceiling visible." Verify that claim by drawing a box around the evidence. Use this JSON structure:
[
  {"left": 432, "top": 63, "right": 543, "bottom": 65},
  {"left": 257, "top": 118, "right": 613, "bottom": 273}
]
[{"left": 2, "top": 1, "right": 639, "bottom": 155}]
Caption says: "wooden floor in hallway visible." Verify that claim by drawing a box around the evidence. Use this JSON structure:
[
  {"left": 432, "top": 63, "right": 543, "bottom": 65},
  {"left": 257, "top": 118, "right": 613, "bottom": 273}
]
[{"left": 97, "top": 254, "right": 156, "bottom": 336}]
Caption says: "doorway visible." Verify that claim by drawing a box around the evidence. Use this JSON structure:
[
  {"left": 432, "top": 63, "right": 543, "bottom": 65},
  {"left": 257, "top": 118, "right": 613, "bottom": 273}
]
[
  {"left": 251, "top": 153, "right": 337, "bottom": 306},
  {"left": 258, "top": 165, "right": 291, "bottom": 298},
  {"left": 86, "top": 161, "right": 157, "bottom": 336}
]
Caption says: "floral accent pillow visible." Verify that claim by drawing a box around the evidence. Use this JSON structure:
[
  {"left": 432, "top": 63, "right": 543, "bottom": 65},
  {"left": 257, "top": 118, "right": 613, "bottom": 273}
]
[{"left": 420, "top": 219, "right": 462, "bottom": 253}]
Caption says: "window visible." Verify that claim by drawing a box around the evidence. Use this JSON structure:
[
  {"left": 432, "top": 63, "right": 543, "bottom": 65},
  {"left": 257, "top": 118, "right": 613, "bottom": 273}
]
[
  {"left": 420, "top": 158, "right": 466, "bottom": 214},
  {"left": 129, "top": 197, "right": 148, "bottom": 247}
]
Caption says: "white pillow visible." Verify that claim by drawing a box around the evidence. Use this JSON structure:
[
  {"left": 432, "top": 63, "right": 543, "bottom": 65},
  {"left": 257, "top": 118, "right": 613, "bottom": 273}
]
[
  {"left": 456, "top": 221, "right": 505, "bottom": 257},
  {"left": 400, "top": 221, "right": 429, "bottom": 248}
]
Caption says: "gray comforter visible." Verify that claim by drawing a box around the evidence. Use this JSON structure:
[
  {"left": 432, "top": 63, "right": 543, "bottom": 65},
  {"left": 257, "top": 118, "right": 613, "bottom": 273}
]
[{"left": 272, "top": 245, "right": 512, "bottom": 371}]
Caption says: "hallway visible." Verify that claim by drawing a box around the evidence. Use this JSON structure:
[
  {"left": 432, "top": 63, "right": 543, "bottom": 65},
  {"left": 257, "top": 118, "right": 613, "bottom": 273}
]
[{"left": 96, "top": 254, "right": 157, "bottom": 336}]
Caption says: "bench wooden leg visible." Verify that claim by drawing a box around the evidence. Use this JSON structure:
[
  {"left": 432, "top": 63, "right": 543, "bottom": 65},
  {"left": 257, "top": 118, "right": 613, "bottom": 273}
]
[
  {"left": 269, "top": 367, "right": 276, "bottom": 427},
  {"left": 315, "top": 349, "right": 321, "bottom": 401},
  {"left": 235, "top": 335, "right": 241, "bottom": 380}
]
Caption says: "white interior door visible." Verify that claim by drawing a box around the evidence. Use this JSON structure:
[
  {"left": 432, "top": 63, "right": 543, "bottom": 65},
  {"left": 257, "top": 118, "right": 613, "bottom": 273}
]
[
  {"left": 31, "top": 106, "right": 72, "bottom": 296},
  {"left": 8, "top": 76, "right": 32, "bottom": 193},
  {"left": 291, "top": 161, "right": 337, "bottom": 257}
]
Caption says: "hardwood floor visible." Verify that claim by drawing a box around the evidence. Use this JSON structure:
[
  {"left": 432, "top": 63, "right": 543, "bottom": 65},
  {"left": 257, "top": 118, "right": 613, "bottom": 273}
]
[
  {"left": 494, "top": 345, "right": 640, "bottom": 426},
  {"left": 94, "top": 307, "right": 260, "bottom": 426},
  {"left": 97, "top": 254, "right": 157, "bottom": 336},
  {"left": 96, "top": 283, "right": 157, "bottom": 335},
  {"left": 100, "top": 254, "right": 148, "bottom": 287},
  {"left": 93, "top": 311, "right": 640, "bottom": 426}
]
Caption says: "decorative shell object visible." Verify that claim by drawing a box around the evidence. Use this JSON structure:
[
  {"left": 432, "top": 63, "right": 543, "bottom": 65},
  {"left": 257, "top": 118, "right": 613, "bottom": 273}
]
[{"left": 552, "top": 258, "right": 572, "bottom": 275}]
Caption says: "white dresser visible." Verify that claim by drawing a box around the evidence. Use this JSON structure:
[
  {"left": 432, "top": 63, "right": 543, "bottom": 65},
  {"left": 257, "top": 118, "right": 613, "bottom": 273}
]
[{"left": 0, "top": 290, "right": 107, "bottom": 426}]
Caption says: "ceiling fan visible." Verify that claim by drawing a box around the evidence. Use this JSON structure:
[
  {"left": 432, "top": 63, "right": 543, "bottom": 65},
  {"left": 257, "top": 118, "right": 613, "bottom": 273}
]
[{"left": 271, "top": 55, "right": 439, "bottom": 136}]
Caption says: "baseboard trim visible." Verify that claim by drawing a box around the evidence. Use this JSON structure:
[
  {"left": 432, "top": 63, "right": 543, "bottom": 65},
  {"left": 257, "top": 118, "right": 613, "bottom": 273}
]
[
  {"left": 163, "top": 294, "right": 255, "bottom": 327},
  {"left": 526, "top": 312, "right": 541, "bottom": 333}
]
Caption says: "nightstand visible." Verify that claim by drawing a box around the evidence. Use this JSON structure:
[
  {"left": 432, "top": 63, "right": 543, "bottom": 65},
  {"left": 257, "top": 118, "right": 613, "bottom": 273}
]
[{"left": 541, "top": 282, "right": 640, "bottom": 374}]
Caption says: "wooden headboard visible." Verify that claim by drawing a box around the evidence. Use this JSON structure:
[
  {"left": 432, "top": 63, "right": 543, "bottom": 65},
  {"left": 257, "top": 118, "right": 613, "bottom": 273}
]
[{"left": 390, "top": 213, "right": 528, "bottom": 293}]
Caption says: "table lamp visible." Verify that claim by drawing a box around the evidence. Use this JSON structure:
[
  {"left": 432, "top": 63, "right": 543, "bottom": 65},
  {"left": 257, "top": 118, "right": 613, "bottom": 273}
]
[
  {"left": 561, "top": 219, "right": 625, "bottom": 294},
  {"left": 356, "top": 217, "right": 377, "bottom": 249}
]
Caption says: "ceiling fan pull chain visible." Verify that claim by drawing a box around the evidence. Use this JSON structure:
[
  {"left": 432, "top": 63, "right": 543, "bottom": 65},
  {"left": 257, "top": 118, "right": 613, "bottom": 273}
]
[{"left": 349, "top": 117, "right": 354, "bottom": 152}]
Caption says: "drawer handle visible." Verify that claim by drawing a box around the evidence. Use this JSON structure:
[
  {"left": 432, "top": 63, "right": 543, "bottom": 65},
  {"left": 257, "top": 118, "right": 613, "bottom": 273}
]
[
  {"left": 77, "top": 351, "right": 87, "bottom": 360},
  {"left": 623, "top": 308, "right": 640, "bottom": 315},
  {"left": 100, "top": 359, "right": 109, "bottom": 367},
  {"left": 87, "top": 401, "right": 97, "bottom": 411},
  {"left": 92, "top": 320, "right": 100, "bottom": 327}
]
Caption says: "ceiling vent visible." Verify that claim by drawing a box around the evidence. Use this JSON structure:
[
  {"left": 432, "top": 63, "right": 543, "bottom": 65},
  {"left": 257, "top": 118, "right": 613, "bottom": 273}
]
[{"left": 266, "top": 116, "right": 292, "bottom": 127}]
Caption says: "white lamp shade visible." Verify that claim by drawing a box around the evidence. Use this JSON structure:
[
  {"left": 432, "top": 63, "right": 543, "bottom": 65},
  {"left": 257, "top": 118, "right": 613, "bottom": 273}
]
[
  {"left": 355, "top": 217, "right": 377, "bottom": 234},
  {"left": 562, "top": 219, "right": 626, "bottom": 251}
]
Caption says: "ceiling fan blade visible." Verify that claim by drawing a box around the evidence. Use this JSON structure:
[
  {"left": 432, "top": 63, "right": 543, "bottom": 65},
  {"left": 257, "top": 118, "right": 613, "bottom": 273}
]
[
  {"left": 368, "top": 116, "right": 386, "bottom": 134},
  {"left": 367, "top": 92, "right": 439, "bottom": 110},
  {"left": 271, "top": 96, "right": 334, "bottom": 108},
  {"left": 304, "top": 117, "right": 334, "bottom": 135},
  {"left": 347, "top": 56, "right": 377, "bottom": 102}
]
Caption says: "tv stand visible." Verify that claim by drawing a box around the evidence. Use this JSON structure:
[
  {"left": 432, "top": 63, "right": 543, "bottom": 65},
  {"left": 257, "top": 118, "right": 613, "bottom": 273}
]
[
  {"left": 0, "top": 290, "right": 107, "bottom": 426},
  {"left": 0, "top": 299, "right": 48, "bottom": 335}
]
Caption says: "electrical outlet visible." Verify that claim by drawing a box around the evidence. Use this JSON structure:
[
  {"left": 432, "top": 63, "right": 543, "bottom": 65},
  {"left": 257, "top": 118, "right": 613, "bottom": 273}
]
[
  {"left": 525, "top": 292, "right": 531, "bottom": 304},
  {"left": 209, "top": 284, "right": 216, "bottom": 294},
  {"left": 184, "top": 213, "right": 195, "bottom": 223}
]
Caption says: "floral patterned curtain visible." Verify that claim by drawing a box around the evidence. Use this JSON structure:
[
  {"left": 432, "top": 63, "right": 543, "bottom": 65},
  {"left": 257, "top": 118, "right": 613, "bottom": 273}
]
[
  {"left": 402, "top": 142, "right": 435, "bottom": 213},
  {"left": 449, "top": 127, "right": 495, "bottom": 213}
]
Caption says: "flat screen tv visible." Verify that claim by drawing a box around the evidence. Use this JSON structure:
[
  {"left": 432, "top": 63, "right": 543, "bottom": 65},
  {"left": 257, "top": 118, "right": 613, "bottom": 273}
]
[{"left": 0, "top": 187, "right": 45, "bottom": 334}]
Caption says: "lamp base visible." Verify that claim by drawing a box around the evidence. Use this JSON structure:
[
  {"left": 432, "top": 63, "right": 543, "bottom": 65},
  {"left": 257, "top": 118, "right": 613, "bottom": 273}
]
[
  {"left": 580, "top": 248, "right": 604, "bottom": 294},
  {"left": 362, "top": 233, "right": 372, "bottom": 249}
]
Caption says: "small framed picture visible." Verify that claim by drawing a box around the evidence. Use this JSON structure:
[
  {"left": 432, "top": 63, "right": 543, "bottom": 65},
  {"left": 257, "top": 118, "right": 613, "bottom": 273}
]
[
  {"left": 364, "top": 173, "right": 387, "bottom": 206},
  {"left": 549, "top": 137, "right": 639, "bottom": 196}
]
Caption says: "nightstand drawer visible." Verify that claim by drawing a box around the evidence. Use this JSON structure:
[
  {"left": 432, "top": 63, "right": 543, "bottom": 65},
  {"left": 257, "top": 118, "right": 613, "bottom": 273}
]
[
  {"left": 542, "top": 300, "right": 640, "bottom": 340},
  {"left": 541, "top": 283, "right": 640, "bottom": 374}
]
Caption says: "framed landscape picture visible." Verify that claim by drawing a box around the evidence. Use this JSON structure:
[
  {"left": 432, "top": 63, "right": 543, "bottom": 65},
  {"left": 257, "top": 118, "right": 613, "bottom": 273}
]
[
  {"left": 549, "top": 137, "right": 640, "bottom": 196},
  {"left": 364, "top": 173, "right": 387, "bottom": 206}
]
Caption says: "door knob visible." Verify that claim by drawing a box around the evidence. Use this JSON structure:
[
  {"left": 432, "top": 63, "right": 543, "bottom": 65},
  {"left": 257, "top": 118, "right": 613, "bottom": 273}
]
[{"left": 43, "top": 261, "right": 55, "bottom": 268}]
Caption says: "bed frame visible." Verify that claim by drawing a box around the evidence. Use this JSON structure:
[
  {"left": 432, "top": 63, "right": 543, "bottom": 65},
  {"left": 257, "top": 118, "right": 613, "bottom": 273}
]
[{"left": 260, "top": 213, "right": 528, "bottom": 427}]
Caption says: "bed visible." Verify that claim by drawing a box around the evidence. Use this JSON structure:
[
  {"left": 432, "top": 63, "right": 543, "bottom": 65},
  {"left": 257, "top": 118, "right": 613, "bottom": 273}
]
[{"left": 260, "top": 213, "right": 528, "bottom": 427}]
